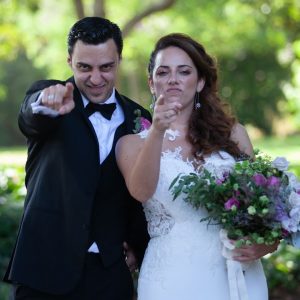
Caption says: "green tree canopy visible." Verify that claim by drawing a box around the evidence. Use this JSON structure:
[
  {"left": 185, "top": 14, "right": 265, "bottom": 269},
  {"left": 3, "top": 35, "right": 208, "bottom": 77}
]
[{"left": 0, "top": 0, "right": 300, "bottom": 145}]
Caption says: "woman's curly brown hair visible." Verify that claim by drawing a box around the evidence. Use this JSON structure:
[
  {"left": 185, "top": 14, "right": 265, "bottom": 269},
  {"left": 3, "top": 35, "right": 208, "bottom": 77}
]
[{"left": 148, "top": 33, "right": 243, "bottom": 159}]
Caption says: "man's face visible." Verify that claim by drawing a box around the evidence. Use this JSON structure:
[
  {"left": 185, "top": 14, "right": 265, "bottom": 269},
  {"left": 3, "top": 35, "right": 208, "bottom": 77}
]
[{"left": 68, "top": 39, "right": 120, "bottom": 103}]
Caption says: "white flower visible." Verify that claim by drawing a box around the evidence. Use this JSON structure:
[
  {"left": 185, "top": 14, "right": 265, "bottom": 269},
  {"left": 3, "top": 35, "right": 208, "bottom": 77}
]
[
  {"left": 289, "top": 207, "right": 300, "bottom": 232},
  {"left": 272, "top": 157, "right": 289, "bottom": 171},
  {"left": 288, "top": 191, "right": 300, "bottom": 208},
  {"left": 282, "top": 206, "right": 300, "bottom": 232},
  {"left": 205, "top": 179, "right": 211, "bottom": 185},
  {"left": 286, "top": 172, "right": 300, "bottom": 191},
  {"left": 203, "top": 151, "right": 235, "bottom": 179},
  {"left": 291, "top": 232, "right": 300, "bottom": 248}
]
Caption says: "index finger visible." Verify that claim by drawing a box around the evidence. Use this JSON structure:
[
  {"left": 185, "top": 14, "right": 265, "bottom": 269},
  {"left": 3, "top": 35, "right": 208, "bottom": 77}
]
[
  {"left": 65, "top": 82, "right": 74, "bottom": 98},
  {"left": 58, "top": 100, "right": 75, "bottom": 115},
  {"left": 155, "top": 94, "right": 165, "bottom": 106}
]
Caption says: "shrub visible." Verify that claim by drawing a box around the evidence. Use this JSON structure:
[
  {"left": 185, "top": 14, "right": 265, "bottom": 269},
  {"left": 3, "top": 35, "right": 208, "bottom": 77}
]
[
  {"left": 263, "top": 243, "right": 300, "bottom": 299},
  {"left": 0, "top": 167, "right": 25, "bottom": 279}
]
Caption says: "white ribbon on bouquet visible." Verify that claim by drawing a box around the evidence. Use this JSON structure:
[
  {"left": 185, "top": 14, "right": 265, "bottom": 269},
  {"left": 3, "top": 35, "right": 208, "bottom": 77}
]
[{"left": 220, "top": 229, "right": 249, "bottom": 300}]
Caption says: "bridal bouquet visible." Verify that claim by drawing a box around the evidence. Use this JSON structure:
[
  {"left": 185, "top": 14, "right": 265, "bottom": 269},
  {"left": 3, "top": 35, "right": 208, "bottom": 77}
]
[{"left": 170, "top": 150, "right": 300, "bottom": 247}]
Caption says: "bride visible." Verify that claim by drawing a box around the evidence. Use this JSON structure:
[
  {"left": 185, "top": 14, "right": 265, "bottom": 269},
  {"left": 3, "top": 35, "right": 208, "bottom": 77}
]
[{"left": 116, "top": 33, "right": 278, "bottom": 300}]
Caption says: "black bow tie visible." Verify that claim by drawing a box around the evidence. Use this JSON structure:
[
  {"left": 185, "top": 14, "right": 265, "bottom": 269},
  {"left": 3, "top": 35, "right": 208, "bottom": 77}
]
[{"left": 85, "top": 102, "right": 116, "bottom": 120}]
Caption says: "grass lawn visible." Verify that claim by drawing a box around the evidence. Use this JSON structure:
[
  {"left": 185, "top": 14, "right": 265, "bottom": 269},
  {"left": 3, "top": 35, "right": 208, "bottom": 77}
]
[
  {"left": 253, "top": 135, "right": 300, "bottom": 176},
  {"left": 0, "top": 147, "right": 27, "bottom": 166},
  {"left": 253, "top": 135, "right": 299, "bottom": 164}
]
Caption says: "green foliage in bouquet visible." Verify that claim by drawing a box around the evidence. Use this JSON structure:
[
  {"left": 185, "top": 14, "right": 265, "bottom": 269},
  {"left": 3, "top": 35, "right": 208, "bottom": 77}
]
[{"left": 170, "top": 150, "right": 300, "bottom": 248}]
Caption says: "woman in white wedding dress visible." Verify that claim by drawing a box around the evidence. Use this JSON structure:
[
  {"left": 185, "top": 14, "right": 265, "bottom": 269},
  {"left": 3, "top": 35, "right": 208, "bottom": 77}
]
[{"left": 116, "top": 33, "right": 278, "bottom": 300}]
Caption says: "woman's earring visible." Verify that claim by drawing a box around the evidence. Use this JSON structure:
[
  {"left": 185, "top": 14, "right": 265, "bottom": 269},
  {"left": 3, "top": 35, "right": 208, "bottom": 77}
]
[
  {"left": 194, "top": 92, "right": 201, "bottom": 109},
  {"left": 150, "top": 94, "right": 156, "bottom": 112}
]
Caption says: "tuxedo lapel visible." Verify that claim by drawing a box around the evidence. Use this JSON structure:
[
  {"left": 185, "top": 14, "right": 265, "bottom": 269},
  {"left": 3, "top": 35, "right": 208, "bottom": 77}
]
[
  {"left": 68, "top": 77, "right": 100, "bottom": 143},
  {"left": 68, "top": 77, "right": 85, "bottom": 113},
  {"left": 115, "top": 90, "right": 137, "bottom": 134}
]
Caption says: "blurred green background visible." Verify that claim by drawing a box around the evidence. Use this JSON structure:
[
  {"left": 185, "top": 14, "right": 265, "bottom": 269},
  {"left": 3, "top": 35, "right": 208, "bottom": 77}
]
[{"left": 0, "top": 0, "right": 299, "bottom": 299}]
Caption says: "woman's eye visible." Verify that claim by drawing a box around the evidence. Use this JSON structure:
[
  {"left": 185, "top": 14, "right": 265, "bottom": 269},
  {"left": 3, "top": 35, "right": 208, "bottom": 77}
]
[
  {"left": 156, "top": 71, "right": 168, "bottom": 76},
  {"left": 180, "top": 70, "right": 191, "bottom": 75}
]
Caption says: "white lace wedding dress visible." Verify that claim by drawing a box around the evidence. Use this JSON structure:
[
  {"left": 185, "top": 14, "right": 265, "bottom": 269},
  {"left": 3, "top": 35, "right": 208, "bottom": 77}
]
[{"left": 137, "top": 130, "right": 268, "bottom": 300}]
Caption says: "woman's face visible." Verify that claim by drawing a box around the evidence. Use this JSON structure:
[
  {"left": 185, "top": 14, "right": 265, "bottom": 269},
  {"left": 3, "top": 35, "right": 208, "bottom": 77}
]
[{"left": 149, "top": 46, "right": 204, "bottom": 108}]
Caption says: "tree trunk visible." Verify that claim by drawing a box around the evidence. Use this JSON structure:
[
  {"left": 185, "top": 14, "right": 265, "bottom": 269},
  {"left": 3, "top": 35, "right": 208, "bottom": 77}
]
[
  {"left": 72, "top": 0, "right": 176, "bottom": 37},
  {"left": 73, "top": 0, "right": 85, "bottom": 19},
  {"left": 93, "top": 0, "right": 105, "bottom": 17},
  {"left": 122, "top": 0, "right": 176, "bottom": 37}
]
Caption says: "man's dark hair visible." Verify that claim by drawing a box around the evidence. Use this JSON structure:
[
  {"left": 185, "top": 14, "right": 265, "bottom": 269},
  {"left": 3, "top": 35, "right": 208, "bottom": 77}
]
[{"left": 67, "top": 17, "right": 123, "bottom": 57}]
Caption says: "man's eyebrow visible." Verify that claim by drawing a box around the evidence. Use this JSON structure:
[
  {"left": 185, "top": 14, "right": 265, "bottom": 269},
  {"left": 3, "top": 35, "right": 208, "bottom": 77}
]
[
  {"left": 76, "top": 61, "right": 116, "bottom": 67},
  {"left": 76, "top": 62, "right": 90, "bottom": 66},
  {"left": 100, "top": 61, "right": 116, "bottom": 67}
]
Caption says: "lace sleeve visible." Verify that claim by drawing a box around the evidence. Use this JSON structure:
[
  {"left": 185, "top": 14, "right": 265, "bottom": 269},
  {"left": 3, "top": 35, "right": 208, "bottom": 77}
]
[{"left": 143, "top": 198, "right": 175, "bottom": 238}]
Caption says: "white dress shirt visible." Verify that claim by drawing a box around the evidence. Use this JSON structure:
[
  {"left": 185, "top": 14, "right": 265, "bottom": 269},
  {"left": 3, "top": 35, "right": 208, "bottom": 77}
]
[{"left": 81, "top": 89, "right": 124, "bottom": 163}]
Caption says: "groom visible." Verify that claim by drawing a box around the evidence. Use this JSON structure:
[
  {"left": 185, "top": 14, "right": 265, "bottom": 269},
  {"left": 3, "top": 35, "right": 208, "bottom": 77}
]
[{"left": 3, "top": 17, "right": 151, "bottom": 299}]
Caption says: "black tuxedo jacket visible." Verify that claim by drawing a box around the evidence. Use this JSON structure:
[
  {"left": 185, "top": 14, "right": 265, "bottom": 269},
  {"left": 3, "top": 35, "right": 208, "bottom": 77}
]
[{"left": 4, "top": 77, "right": 151, "bottom": 294}]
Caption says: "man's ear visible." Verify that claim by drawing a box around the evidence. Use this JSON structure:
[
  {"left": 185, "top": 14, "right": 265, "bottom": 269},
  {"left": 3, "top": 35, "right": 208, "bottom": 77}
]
[
  {"left": 67, "top": 55, "right": 72, "bottom": 66},
  {"left": 197, "top": 79, "right": 205, "bottom": 92}
]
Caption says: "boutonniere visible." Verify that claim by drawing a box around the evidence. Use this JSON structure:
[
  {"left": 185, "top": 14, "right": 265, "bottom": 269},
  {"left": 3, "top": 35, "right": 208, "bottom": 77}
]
[{"left": 133, "top": 109, "right": 151, "bottom": 133}]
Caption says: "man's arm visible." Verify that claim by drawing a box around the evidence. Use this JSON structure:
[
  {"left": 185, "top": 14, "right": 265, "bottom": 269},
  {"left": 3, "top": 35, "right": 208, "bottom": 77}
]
[{"left": 18, "top": 81, "right": 75, "bottom": 139}]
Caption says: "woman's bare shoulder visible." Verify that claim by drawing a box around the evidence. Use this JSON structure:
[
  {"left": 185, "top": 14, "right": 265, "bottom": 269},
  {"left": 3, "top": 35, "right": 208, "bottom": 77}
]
[
  {"left": 231, "top": 123, "right": 247, "bottom": 137},
  {"left": 231, "top": 123, "right": 254, "bottom": 157},
  {"left": 116, "top": 133, "right": 145, "bottom": 156}
]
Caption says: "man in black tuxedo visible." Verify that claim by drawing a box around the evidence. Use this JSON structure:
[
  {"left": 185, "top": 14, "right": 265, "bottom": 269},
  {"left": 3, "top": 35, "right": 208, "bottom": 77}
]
[{"left": 4, "top": 17, "right": 151, "bottom": 300}]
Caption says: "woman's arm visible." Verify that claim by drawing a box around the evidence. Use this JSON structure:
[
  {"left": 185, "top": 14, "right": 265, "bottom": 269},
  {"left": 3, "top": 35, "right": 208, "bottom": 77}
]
[
  {"left": 116, "top": 95, "right": 181, "bottom": 202},
  {"left": 230, "top": 123, "right": 254, "bottom": 158},
  {"left": 116, "top": 127, "right": 165, "bottom": 203}
]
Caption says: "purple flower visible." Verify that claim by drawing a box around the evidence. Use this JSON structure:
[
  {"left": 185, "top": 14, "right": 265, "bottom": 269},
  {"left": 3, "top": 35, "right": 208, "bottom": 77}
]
[
  {"left": 223, "top": 171, "right": 230, "bottom": 179},
  {"left": 133, "top": 109, "right": 152, "bottom": 133},
  {"left": 274, "top": 203, "right": 289, "bottom": 222},
  {"left": 281, "top": 228, "right": 290, "bottom": 238},
  {"left": 224, "top": 197, "right": 240, "bottom": 211},
  {"left": 216, "top": 172, "right": 230, "bottom": 185},
  {"left": 252, "top": 174, "right": 267, "bottom": 186},
  {"left": 234, "top": 190, "right": 241, "bottom": 196},
  {"left": 216, "top": 179, "right": 223, "bottom": 185},
  {"left": 267, "top": 176, "right": 281, "bottom": 187},
  {"left": 140, "top": 117, "right": 151, "bottom": 130}
]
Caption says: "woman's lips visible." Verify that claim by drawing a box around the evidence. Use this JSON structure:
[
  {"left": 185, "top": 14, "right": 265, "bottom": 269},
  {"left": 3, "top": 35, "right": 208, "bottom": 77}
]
[{"left": 166, "top": 88, "right": 182, "bottom": 94}]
